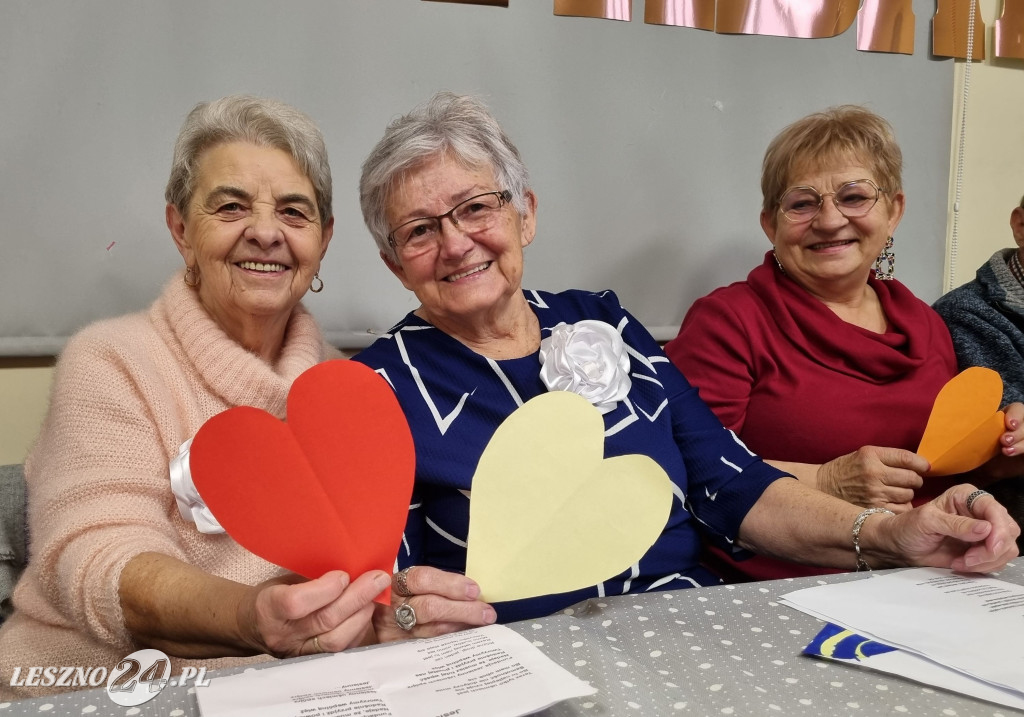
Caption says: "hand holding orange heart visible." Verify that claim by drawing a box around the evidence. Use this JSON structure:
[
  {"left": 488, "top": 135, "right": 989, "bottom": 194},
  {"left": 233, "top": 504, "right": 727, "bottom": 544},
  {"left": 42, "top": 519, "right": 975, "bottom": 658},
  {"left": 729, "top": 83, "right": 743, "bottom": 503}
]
[
  {"left": 917, "top": 367, "right": 1005, "bottom": 477},
  {"left": 189, "top": 360, "right": 414, "bottom": 604}
]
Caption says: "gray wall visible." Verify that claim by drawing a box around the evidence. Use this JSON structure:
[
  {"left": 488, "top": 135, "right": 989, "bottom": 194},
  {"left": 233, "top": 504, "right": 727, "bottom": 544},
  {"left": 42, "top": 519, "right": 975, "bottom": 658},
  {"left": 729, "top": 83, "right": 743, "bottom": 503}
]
[{"left": 0, "top": 0, "right": 952, "bottom": 354}]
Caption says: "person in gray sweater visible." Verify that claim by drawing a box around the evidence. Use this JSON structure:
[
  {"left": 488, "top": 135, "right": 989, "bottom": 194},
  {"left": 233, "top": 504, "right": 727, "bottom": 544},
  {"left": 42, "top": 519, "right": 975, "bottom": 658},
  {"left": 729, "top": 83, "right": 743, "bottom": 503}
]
[{"left": 933, "top": 194, "right": 1024, "bottom": 547}]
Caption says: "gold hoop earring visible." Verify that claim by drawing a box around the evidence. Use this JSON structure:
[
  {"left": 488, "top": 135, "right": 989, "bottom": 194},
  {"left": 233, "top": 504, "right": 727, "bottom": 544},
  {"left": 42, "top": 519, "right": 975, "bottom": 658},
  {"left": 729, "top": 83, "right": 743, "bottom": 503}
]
[
  {"left": 183, "top": 265, "right": 200, "bottom": 288},
  {"left": 310, "top": 273, "right": 324, "bottom": 293}
]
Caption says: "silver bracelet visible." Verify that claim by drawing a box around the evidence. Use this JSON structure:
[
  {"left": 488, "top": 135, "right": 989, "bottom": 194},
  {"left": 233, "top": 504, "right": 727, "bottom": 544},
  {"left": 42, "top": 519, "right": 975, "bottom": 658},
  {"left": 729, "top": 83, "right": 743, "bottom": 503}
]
[{"left": 852, "top": 507, "right": 895, "bottom": 571}]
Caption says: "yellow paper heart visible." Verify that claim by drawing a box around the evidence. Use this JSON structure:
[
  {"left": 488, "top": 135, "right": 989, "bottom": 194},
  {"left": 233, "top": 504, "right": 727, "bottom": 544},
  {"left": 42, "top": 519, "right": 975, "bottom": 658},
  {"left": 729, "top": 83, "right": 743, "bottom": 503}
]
[
  {"left": 465, "top": 391, "right": 673, "bottom": 603},
  {"left": 917, "top": 367, "right": 1005, "bottom": 477}
]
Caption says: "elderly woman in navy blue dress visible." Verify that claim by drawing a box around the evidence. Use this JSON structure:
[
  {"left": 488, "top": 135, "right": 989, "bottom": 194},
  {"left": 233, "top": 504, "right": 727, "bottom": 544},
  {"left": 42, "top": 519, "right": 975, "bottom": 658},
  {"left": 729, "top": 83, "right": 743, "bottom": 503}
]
[{"left": 357, "top": 92, "right": 1019, "bottom": 636}]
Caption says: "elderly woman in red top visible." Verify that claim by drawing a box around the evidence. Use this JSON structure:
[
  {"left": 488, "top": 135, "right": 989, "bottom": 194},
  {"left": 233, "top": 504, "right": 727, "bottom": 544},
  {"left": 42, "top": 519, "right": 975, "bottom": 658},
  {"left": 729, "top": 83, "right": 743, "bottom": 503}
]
[{"left": 666, "top": 105, "right": 1024, "bottom": 581}]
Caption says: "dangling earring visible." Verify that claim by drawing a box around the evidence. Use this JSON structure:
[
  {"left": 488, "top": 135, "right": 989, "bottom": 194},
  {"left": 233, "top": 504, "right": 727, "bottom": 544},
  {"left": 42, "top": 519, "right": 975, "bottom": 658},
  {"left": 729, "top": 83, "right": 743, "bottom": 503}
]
[
  {"left": 874, "top": 236, "right": 895, "bottom": 280},
  {"left": 772, "top": 249, "right": 786, "bottom": 275},
  {"left": 310, "top": 273, "right": 324, "bottom": 293},
  {"left": 183, "top": 265, "right": 200, "bottom": 288}
]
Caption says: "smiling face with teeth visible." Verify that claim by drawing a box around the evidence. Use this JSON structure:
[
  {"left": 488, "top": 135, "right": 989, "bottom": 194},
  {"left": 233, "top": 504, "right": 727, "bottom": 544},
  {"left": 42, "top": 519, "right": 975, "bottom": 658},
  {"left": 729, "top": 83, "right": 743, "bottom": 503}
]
[
  {"left": 760, "top": 158, "right": 904, "bottom": 303},
  {"left": 382, "top": 154, "right": 537, "bottom": 341},
  {"left": 166, "top": 141, "right": 333, "bottom": 359}
]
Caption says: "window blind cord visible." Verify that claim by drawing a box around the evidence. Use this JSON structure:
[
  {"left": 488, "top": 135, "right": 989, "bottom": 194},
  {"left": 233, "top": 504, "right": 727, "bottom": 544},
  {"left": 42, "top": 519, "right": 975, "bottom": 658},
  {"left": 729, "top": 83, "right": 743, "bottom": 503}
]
[{"left": 949, "top": 0, "right": 978, "bottom": 290}]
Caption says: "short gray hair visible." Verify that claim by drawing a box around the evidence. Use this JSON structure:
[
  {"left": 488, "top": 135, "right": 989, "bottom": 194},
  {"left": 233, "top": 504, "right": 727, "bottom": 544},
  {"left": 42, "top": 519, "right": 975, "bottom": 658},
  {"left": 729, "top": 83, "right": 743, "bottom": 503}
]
[
  {"left": 360, "top": 92, "right": 531, "bottom": 262},
  {"left": 165, "top": 95, "right": 332, "bottom": 225}
]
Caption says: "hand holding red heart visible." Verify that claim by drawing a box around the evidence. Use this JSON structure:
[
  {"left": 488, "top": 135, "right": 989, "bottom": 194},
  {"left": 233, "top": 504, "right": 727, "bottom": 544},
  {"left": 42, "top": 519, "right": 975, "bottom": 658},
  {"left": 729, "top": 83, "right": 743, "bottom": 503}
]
[
  {"left": 189, "top": 360, "right": 415, "bottom": 604},
  {"left": 241, "top": 569, "right": 393, "bottom": 657}
]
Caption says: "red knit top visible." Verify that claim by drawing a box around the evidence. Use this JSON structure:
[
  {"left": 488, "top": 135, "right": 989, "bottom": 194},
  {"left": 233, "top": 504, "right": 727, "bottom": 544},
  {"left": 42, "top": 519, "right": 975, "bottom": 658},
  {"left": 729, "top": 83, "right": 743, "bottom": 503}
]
[{"left": 665, "top": 252, "right": 958, "bottom": 581}]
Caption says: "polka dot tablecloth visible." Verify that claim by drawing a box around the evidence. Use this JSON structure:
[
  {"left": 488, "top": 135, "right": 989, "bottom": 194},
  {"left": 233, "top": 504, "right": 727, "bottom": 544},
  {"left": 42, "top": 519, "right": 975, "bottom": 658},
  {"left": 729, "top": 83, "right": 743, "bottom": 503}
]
[{"left": 2, "top": 563, "right": 1021, "bottom": 716}]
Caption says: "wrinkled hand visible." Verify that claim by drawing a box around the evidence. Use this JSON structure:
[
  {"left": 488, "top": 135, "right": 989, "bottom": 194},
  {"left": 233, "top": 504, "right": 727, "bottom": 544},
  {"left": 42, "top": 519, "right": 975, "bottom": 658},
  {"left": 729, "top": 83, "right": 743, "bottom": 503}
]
[
  {"left": 975, "top": 403, "right": 1024, "bottom": 480},
  {"left": 876, "top": 484, "right": 1020, "bottom": 572},
  {"left": 241, "top": 569, "right": 392, "bottom": 658},
  {"left": 1000, "top": 403, "right": 1024, "bottom": 456},
  {"left": 374, "top": 566, "right": 497, "bottom": 642},
  {"left": 816, "top": 446, "right": 927, "bottom": 512},
  {"left": 995, "top": 403, "right": 1024, "bottom": 458}
]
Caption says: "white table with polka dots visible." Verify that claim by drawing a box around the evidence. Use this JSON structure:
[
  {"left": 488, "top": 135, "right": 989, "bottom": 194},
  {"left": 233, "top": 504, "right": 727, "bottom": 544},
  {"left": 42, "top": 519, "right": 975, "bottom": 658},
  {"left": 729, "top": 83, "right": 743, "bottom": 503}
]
[{"left": 3, "top": 562, "right": 1022, "bottom": 717}]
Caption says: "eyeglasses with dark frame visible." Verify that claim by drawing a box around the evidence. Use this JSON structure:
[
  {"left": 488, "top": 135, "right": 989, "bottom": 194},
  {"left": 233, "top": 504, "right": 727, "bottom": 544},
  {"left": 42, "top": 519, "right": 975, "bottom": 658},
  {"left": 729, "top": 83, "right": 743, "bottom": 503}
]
[
  {"left": 778, "top": 179, "right": 888, "bottom": 224},
  {"left": 387, "top": 190, "right": 513, "bottom": 255}
]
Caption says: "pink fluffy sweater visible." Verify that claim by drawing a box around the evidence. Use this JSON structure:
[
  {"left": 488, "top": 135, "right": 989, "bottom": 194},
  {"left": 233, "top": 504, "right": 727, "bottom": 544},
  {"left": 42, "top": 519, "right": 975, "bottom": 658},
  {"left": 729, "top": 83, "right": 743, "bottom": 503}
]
[{"left": 0, "top": 273, "right": 339, "bottom": 698}]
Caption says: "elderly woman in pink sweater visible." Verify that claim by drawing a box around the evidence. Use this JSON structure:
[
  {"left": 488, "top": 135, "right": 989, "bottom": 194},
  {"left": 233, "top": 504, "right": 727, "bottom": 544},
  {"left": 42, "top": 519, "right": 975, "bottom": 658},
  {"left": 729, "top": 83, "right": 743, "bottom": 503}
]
[{"left": 0, "top": 96, "right": 492, "bottom": 699}]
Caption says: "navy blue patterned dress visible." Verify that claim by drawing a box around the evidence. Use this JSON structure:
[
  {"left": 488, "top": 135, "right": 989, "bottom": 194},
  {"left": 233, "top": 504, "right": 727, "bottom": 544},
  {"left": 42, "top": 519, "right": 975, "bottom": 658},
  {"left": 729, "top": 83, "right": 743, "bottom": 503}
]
[{"left": 354, "top": 289, "right": 786, "bottom": 621}]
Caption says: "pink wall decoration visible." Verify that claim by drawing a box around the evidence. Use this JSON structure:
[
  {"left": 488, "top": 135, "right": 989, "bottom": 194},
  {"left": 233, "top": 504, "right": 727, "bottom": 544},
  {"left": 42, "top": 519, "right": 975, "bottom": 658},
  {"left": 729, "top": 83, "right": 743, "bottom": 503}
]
[
  {"left": 554, "top": 0, "right": 631, "bottom": 21},
  {"left": 424, "top": 0, "right": 508, "bottom": 5},
  {"left": 714, "top": 1, "right": 858, "bottom": 39},
  {"left": 644, "top": 0, "right": 715, "bottom": 30},
  {"left": 996, "top": 0, "right": 1024, "bottom": 59},
  {"left": 857, "top": 0, "right": 915, "bottom": 54},
  {"left": 425, "top": 0, "right": 1022, "bottom": 63}
]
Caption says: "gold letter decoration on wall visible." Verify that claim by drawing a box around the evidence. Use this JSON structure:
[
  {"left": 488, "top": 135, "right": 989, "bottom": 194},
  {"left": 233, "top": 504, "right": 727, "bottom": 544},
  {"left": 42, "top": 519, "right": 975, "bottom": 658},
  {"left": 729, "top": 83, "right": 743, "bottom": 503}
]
[{"left": 933, "top": 0, "right": 986, "bottom": 59}]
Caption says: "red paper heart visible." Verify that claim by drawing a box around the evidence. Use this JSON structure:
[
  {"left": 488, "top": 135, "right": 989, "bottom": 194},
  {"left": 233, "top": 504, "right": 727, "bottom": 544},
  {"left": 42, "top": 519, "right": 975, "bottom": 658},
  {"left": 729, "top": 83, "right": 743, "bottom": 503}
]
[{"left": 189, "top": 360, "right": 414, "bottom": 603}]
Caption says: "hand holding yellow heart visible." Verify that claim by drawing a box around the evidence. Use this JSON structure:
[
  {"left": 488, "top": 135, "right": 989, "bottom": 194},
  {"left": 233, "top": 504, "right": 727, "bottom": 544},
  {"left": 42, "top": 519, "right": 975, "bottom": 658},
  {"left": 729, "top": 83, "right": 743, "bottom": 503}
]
[{"left": 465, "top": 391, "right": 673, "bottom": 603}]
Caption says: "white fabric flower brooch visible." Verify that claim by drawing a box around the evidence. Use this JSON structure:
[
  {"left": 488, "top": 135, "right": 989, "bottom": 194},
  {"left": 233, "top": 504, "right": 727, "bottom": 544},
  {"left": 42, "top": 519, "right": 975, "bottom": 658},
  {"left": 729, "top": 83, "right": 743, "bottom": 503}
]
[{"left": 539, "top": 320, "right": 632, "bottom": 414}]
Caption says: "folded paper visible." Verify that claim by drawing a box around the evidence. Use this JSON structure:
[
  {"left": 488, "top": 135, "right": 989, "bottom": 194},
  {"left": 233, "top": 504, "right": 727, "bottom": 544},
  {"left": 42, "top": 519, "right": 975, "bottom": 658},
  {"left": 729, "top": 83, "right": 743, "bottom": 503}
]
[
  {"left": 465, "top": 391, "right": 673, "bottom": 602},
  {"left": 804, "top": 623, "right": 897, "bottom": 661},
  {"left": 189, "top": 360, "right": 414, "bottom": 604},
  {"left": 803, "top": 623, "right": 1024, "bottom": 710},
  {"left": 917, "top": 367, "right": 1004, "bottom": 477}
]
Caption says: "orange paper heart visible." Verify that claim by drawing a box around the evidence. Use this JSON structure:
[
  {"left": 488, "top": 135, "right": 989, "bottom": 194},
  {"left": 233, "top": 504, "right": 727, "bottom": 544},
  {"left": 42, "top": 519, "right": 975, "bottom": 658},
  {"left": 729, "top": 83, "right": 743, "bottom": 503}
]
[
  {"left": 189, "top": 360, "right": 414, "bottom": 603},
  {"left": 917, "top": 367, "right": 1005, "bottom": 477}
]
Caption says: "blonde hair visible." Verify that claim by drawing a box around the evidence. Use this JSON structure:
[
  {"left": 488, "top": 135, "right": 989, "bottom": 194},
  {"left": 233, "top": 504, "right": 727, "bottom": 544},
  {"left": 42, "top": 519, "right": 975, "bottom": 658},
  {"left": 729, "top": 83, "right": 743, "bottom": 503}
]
[{"left": 761, "top": 105, "right": 902, "bottom": 219}]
